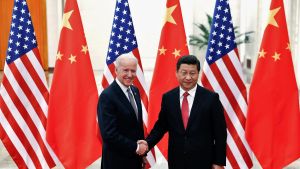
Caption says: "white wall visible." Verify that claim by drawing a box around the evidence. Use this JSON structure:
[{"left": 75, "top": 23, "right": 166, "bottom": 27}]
[{"left": 46, "top": 0, "right": 61, "bottom": 68}]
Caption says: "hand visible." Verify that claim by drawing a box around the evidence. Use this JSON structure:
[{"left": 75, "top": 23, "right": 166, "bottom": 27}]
[
  {"left": 212, "top": 164, "right": 224, "bottom": 169},
  {"left": 136, "top": 140, "right": 148, "bottom": 156},
  {"left": 137, "top": 140, "right": 148, "bottom": 146}
]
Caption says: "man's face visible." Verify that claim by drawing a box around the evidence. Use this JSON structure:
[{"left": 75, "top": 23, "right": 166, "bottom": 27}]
[
  {"left": 116, "top": 58, "right": 137, "bottom": 87},
  {"left": 176, "top": 64, "right": 199, "bottom": 91}
]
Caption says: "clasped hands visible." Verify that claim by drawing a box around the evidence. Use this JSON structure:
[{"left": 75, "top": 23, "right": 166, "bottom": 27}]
[{"left": 136, "top": 140, "right": 148, "bottom": 156}]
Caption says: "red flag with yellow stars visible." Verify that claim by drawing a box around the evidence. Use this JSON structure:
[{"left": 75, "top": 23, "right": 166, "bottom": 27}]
[
  {"left": 148, "top": 0, "right": 189, "bottom": 160},
  {"left": 245, "top": 0, "right": 300, "bottom": 168},
  {"left": 46, "top": 0, "right": 102, "bottom": 168}
]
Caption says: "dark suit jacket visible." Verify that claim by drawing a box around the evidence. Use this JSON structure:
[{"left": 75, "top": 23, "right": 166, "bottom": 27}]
[
  {"left": 98, "top": 80, "right": 144, "bottom": 169},
  {"left": 146, "top": 85, "right": 227, "bottom": 169}
]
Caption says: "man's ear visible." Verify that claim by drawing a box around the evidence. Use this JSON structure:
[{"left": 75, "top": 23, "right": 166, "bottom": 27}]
[{"left": 175, "top": 71, "right": 179, "bottom": 79}]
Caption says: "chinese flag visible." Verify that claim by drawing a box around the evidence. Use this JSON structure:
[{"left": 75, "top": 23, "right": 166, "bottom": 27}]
[
  {"left": 245, "top": 0, "right": 300, "bottom": 168},
  {"left": 46, "top": 0, "right": 102, "bottom": 168},
  {"left": 148, "top": 0, "right": 189, "bottom": 159}
]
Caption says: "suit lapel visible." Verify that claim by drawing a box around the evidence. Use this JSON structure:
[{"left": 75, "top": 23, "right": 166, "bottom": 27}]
[
  {"left": 130, "top": 86, "right": 142, "bottom": 122},
  {"left": 186, "top": 85, "right": 204, "bottom": 131},
  {"left": 172, "top": 88, "right": 186, "bottom": 132},
  {"left": 112, "top": 81, "right": 138, "bottom": 122}
]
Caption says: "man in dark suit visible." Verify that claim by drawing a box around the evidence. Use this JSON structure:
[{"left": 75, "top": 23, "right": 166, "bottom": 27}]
[
  {"left": 98, "top": 55, "right": 148, "bottom": 169},
  {"left": 140, "top": 55, "right": 227, "bottom": 169}
]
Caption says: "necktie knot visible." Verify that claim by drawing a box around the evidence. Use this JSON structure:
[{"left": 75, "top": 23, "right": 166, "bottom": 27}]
[{"left": 183, "top": 92, "right": 189, "bottom": 98}]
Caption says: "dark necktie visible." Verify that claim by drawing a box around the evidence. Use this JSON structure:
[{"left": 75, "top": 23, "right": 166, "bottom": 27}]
[
  {"left": 182, "top": 92, "right": 189, "bottom": 129},
  {"left": 127, "top": 88, "right": 138, "bottom": 120}
]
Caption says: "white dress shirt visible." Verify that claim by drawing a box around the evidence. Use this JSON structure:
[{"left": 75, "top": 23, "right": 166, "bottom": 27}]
[
  {"left": 116, "top": 79, "right": 137, "bottom": 106},
  {"left": 179, "top": 85, "right": 197, "bottom": 116}
]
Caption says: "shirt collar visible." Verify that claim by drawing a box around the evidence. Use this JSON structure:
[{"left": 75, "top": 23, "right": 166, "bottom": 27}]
[
  {"left": 116, "top": 78, "right": 130, "bottom": 93},
  {"left": 179, "top": 84, "right": 197, "bottom": 98}
]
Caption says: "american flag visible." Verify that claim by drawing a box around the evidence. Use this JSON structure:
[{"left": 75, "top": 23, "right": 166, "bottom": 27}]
[
  {"left": 201, "top": 0, "right": 253, "bottom": 168},
  {"left": 100, "top": 0, "right": 155, "bottom": 166},
  {"left": 0, "top": 0, "right": 58, "bottom": 168}
]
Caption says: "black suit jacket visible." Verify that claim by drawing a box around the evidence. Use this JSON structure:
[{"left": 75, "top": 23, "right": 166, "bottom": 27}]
[
  {"left": 98, "top": 80, "right": 144, "bottom": 169},
  {"left": 146, "top": 85, "right": 227, "bottom": 169}
]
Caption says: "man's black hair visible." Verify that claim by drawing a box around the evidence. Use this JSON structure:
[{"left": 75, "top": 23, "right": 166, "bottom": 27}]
[{"left": 176, "top": 55, "right": 200, "bottom": 71}]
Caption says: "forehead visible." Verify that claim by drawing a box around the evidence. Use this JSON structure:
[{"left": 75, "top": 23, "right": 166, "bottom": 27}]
[
  {"left": 119, "top": 58, "right": 137, "bottom": 67},
  {"left": 178, "top": 64, "right": 198, "bottom": 71}
]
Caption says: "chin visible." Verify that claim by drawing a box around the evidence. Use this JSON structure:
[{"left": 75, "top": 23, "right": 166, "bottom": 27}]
[
  {"left": 125, "top": 82, "right": 133, "bottom": 86},
  {"left": 183, "top": 85, "right": 193, "bottom": 91}
]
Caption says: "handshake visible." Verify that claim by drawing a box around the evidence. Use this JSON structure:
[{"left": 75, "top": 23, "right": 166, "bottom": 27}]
[{"left": 136, "top": 140, "right": 148, "bottom": 156}]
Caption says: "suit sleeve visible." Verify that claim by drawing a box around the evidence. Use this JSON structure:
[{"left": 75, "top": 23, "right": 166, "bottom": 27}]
[
  {"left": 98, "top": 92, "right": 137, "bottom": 154},
  {"left": 146, "top": 94, "right": 168, "bottom": 149},
  {"left": 212, "top": 93, "right": 227, "bottom": 166}
]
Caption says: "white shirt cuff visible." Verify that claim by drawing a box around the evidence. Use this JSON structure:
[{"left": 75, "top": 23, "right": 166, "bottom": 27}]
[{"left": 136, "top": 143, "right": 139, "bottom": 152}]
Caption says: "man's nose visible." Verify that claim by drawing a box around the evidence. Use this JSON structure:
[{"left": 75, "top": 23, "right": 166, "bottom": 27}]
[
  {"left": 185, "top": 74, "right": 192, "bottom": 80},
  {"left": 127, "top": 71, "right": 134, "bottom": 77}
]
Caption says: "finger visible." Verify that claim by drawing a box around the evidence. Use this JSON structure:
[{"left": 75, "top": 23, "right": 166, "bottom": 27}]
[{"left": 137, "top": 140, "right": 147, "bottom": 145}]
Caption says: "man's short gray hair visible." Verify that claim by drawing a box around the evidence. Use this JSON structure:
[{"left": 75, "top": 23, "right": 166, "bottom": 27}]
[{"left": 115, "top": 53, "right": 138, "bottom": 68}]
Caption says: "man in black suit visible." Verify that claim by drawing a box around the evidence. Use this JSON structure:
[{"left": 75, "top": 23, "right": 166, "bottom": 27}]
[
  {"left": 140, "top": 55, "right": 227, "bottom": 169},
  {"left": 98, "top": 55, "right": 148, "bottom": 169}
]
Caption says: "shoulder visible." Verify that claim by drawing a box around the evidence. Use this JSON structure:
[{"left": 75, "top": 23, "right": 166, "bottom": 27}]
[
  {"left": 100, "top": 82, "right": 118, "bottom": 98},
  {"left": 101, "top": 84, "right": 113, "bottom": 94},
  {"left": 197, "top": 85, "right": 220, "bottom": 102},
  {"left": 163, "top": 87, "right": 179, "bottom": 99},
  {"left": 130, "top": 85, "right": 140, "bottom": 93},
  {"left": 198, "top": 85, "right": 218, "bottom": 95}
]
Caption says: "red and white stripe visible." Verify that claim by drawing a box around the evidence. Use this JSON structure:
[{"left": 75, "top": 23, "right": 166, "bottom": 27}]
[
  {"left": 100, "top": 49, "right": 155, "bottom": 166},
  {"left": 0, "top": 48, "right": 59, "bottom": 169},
  {"left": 201, "top": 49, "right": 253, "bottom": 169}
]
